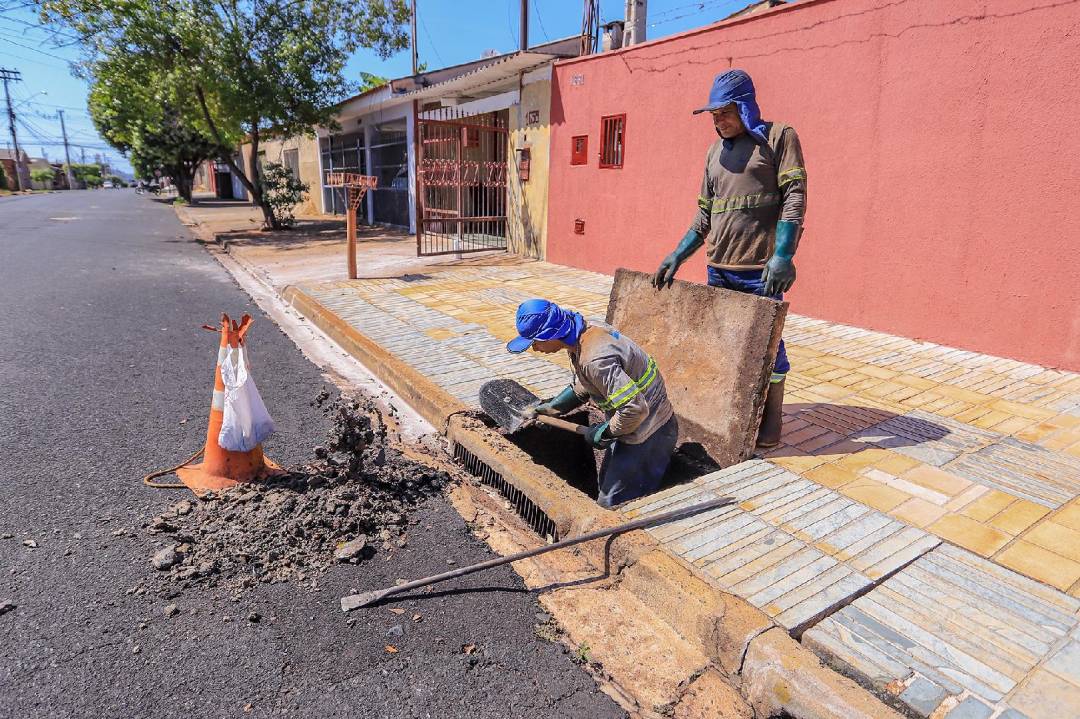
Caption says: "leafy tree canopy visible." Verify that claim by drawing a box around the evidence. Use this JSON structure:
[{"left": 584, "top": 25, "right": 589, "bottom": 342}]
[{"left": 41, "top": 0, "right": 411, "bottom": 228}]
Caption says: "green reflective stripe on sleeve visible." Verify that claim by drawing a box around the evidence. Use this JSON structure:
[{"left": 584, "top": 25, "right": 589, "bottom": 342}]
[
  {"left": 697, "top": 196, "right": 711, "bottom": 211},
  {"left": 710, "top": 193, "right": 780, "bottom": 214},
  {"left": 599, "top": 377, "right": 638, "bottom": 412},
  {"left": 778, "top": 167, "right": 806, "bottom": 187},
  {"left": 598, "top": 357, "right": 658, "bottom": 411}
]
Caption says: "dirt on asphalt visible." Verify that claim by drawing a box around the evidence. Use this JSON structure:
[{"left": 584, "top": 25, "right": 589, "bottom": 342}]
[{"left": 145, "top": 393, "right": 450, "bottom": 593}]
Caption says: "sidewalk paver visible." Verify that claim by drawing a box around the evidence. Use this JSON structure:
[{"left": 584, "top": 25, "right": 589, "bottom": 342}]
[{"left": 803, "top": 544, "right": 1080, "bottom": 718}]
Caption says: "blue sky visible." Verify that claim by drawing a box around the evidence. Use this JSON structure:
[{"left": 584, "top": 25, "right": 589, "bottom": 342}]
[{"left": 0, "top": 0, "right": 755, "bottom": 176}]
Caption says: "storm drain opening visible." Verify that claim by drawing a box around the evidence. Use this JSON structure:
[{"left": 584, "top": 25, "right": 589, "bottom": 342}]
[{"left": 452, "top": 441, "right": 559, "bottom": 542}]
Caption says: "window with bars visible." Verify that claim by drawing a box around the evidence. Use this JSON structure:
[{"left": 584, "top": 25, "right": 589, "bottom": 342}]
[{"left": 599, "top": 114, "right": 625, "bottom": 169}]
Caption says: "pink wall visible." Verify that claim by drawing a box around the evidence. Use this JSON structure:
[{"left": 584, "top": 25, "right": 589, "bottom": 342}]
[{"left": 547, "top": 0, "right": 1080, "bottom": 371}]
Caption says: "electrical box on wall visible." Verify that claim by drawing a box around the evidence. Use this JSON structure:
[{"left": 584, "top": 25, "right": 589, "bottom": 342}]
[
  {"left": 571, "top": 136, "right": 588, "bottom": 165},
  {"left": 516, "top": 148, "right": 531, "bottom": 182},
  {"left": 574, "top": 219, "right": 585, "bottom": 235}
]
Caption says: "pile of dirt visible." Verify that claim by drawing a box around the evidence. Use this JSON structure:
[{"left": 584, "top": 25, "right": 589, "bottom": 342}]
[{"left": 144, "top": 393, "right": 449, "bottom": 591}]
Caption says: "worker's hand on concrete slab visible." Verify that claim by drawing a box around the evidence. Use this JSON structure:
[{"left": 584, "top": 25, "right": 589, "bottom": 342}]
[
  {"left": 652, "top": 230, "right": 704, "bottom": 289},
  {"left": 762, "top": 255, "right": 796, "bottom": 297},
  {"left": 535, "top": 385, "right": 584, "bottom": 416},
  {"left": 585, "top": 421, "right": 615, "bottom": 450},
  {"left": 653, "top": 253, "right": 681, "bottom": 289}
]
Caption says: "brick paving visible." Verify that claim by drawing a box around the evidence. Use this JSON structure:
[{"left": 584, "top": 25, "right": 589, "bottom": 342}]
[{"left": 217, "top": 221, "right": 1080, "bottom": 718}]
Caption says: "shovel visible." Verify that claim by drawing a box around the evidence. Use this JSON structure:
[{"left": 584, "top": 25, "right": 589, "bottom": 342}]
[{"left": 478, "top": 379, "right": 590, "bottom": 436}]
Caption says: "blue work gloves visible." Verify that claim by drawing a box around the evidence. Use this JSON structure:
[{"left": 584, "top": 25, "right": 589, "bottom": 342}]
[
  {"left": 534, "top": 385, "right": 584, "bottom": 416},
  {"left": 652, "top": 230, "right": 704, "bottom": 289},
  {"left": 586, "top": 421, "right": 615, "bottom": 450},
  {"left": 762, "top": 220, "right": 799, "bottom": 297}
]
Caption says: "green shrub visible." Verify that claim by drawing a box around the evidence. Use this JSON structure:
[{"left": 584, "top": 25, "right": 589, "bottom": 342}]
[{"left": 260, "top": 162, "right": 308, "bottom": 228}]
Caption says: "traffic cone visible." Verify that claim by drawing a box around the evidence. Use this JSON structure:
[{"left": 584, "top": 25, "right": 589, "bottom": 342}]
[{"left": 176, "top": 313, "right": 286, "bottom": 494}]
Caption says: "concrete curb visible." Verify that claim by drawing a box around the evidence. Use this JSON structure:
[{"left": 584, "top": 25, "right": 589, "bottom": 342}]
[
  {"left": 282, "top": 284, "right": 902, "bottom": 719},
  {"left": 283, "top": 286, "right": 465, "bottom": 429}
]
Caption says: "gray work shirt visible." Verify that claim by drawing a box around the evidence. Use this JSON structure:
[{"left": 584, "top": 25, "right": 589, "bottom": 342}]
[{"left": 570, "top": 321, "right": 674, "bottom": 444}]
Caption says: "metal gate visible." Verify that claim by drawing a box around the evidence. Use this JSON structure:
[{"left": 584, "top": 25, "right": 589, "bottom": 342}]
[{"left": 416, "top": 108, "right": 508, "bottom": 256}]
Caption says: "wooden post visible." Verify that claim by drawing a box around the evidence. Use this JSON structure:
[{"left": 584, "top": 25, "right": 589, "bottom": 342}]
[{"left": 347, "top": 188, "right": 358, "bottom": 280}]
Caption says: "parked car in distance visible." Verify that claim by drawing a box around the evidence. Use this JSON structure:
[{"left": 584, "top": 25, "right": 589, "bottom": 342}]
[{"left": 102, "top": 180, "right": 115, "bottom": 189}]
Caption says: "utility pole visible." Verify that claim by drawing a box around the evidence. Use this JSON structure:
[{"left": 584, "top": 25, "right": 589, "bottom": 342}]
[
  {"left": 80, "top": 146, "right": 86, "bottom": 163},
  {"left": 1, "top": 67, "right": 27, "bottom": 191},
  {"left": 410, "top": 0, "right": 418, "bottom": 75},
  {"left": 57, "top": 109, "right": 76, "bottom": 190},
  {"left": 519, "top": 0, "right": 528, "bottom": 51}
]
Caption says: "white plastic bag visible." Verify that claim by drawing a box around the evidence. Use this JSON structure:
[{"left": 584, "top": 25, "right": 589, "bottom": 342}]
[{"left": 218, "top": 344, "right": 276, "bottom": 452}]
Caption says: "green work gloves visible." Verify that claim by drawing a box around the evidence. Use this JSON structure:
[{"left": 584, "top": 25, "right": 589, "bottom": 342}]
[
  {"left": 534, "top": 386, "right": 584, "bottom": 416},
  {"left": 585, "top": 420, "right": 615, "bottom": 450},
  {"left": 652, "top": 230, "right": 704, "bottom": 289},
  {"left": 762, "top": 220, "right": 799, "bottom": 297}
]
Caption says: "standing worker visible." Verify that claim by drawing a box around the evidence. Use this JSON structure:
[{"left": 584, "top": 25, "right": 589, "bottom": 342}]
[
  {"left": 652, "top": 68, "right": 806, "bottom": 448},
  {"left": 506, "top": 299, "right": 678, "bottom": 508}
]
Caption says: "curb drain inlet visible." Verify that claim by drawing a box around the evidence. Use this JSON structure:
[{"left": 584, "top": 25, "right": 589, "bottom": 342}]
[{"left": 452, "top": 441, "right": 559, "bottom": 542}]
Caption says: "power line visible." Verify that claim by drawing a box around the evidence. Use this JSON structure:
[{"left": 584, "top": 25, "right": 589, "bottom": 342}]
[
  {"left": 533, "top": 0, "right": 550, "bottom": 41},
  {"left": 418, "top": 15, "right": 445, "bottom": 67},
  {"left": 0, "top": 47, "right": 67, "bottom": 68},
  {"left": 0, "top": 30, "right": 77, "bottom": 62},
  {"left": 0, "top": 14, "right": 82, "bottom": 43},
  {"left": 22, "top": 99, "right": 90, "bottom": 112},
  {"left": 647, "top": 0, "right": 744, "bottom": 28}
]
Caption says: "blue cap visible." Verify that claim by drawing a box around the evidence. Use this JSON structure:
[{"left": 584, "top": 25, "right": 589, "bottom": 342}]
[
  {"left": 506, "top": 299, "right": 584, "bottom": 353},
  {"left": 692, "top": 69, "right": 768, "bottom": 144}
]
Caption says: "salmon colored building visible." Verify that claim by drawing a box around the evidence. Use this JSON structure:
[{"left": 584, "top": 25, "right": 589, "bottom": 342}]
[{"left": 546, "top": 0, "right": 1080, "bottom": 371}]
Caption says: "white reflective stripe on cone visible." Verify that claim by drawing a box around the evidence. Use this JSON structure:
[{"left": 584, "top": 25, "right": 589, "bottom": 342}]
[
  {"left": 212, "top": 390, "right": 225, "bottom": 411},
  {"left": 217, "top": 346, "right": 228, "bottom": 365}
]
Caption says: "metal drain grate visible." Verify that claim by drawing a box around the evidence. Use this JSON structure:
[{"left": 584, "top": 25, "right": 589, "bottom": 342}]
[{"left": 453, "top": 441, "right": 559, "bottom": 542}]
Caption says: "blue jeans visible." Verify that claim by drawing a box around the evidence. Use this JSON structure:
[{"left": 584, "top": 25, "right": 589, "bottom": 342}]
[
  {"left": 597, "top": 415, "right": 679, "bottom": 508},
  {"left": 706, "top": 267, "right": 790, "bottom": 376}
]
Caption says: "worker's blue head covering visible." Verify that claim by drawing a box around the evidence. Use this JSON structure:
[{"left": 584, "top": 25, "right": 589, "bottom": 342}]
[
  {"left": 506, "top": 299, "right": 585, "bottom": 353},
  {"left": 692, "top": 69, "right": 768, "bottom": 145}
]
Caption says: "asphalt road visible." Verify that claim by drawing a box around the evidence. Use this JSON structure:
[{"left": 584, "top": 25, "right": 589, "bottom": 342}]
[{"left": 0, "top": 191, "right": 625, "bottom": 719}]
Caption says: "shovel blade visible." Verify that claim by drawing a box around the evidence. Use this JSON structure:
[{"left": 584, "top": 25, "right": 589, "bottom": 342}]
[{"left": 478, "top": 379, "right": 541, "bottom": 434}]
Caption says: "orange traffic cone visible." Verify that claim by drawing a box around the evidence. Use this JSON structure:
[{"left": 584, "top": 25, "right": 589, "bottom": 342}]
[{"left": 175, "top": 313, "right": 286, "bottom": 494}]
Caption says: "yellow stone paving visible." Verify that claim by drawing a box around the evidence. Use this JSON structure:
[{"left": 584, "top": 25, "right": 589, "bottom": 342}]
[{"left": 309, "top": 261, "right": 1080, "bottom": 595}]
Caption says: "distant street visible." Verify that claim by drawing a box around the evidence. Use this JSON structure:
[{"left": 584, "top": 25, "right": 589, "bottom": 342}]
[{"left": 0, "top": 190, "right": 625, "bottom": 719}]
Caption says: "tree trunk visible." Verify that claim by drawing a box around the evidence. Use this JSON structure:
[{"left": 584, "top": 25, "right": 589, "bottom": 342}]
[
  {"left": 193, "top": 85, "right": 277, "bottom": 228},
  {"left": 246, "top": 128, "right": 278, "bottom": 230},
  {"left": 173, "top": 163, "right": 195, "bottom": 203}
]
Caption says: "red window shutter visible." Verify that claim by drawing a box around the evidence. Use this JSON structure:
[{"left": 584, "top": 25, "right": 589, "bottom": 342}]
[{"left": 571, "top": 135, "right": 588, "bottom": 165}]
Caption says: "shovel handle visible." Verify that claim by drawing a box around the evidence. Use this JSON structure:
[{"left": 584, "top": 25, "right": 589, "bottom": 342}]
[{"left": 536, "top": 414, "right": 591, "bottom": 435}]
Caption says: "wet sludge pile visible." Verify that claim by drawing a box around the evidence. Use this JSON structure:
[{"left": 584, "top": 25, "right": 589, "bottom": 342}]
[{"left": 145, "top": 394, "right": 448, "bottom": 592}]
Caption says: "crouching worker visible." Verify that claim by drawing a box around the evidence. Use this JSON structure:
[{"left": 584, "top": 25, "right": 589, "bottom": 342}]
[{"left": 506, "top": 299, "right": 678, "bottom": 508}]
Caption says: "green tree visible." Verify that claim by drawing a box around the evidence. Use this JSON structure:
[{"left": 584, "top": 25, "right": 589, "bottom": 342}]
[
  {"left": 41, "top": 0, "right": 410, "bottom": 229},
  {"left": 358, "top": 71, "right": 388, "bottom": 92},
  {"left": 0, "top": 162, "right": 8, "bottom": 190},
  {"left": 86, "top": 51, "right": 217, "bottom": 202},
  {"left": 70, "top": 163, "right": 103, "bottom": 188},
  {"left": 30, "top": 166, "right": 56, "bottom": 187}
]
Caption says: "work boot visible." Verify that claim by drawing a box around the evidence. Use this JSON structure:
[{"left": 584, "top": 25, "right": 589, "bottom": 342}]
[{"left": 756, "top": 377, "right": 785, "bottom": 448}]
